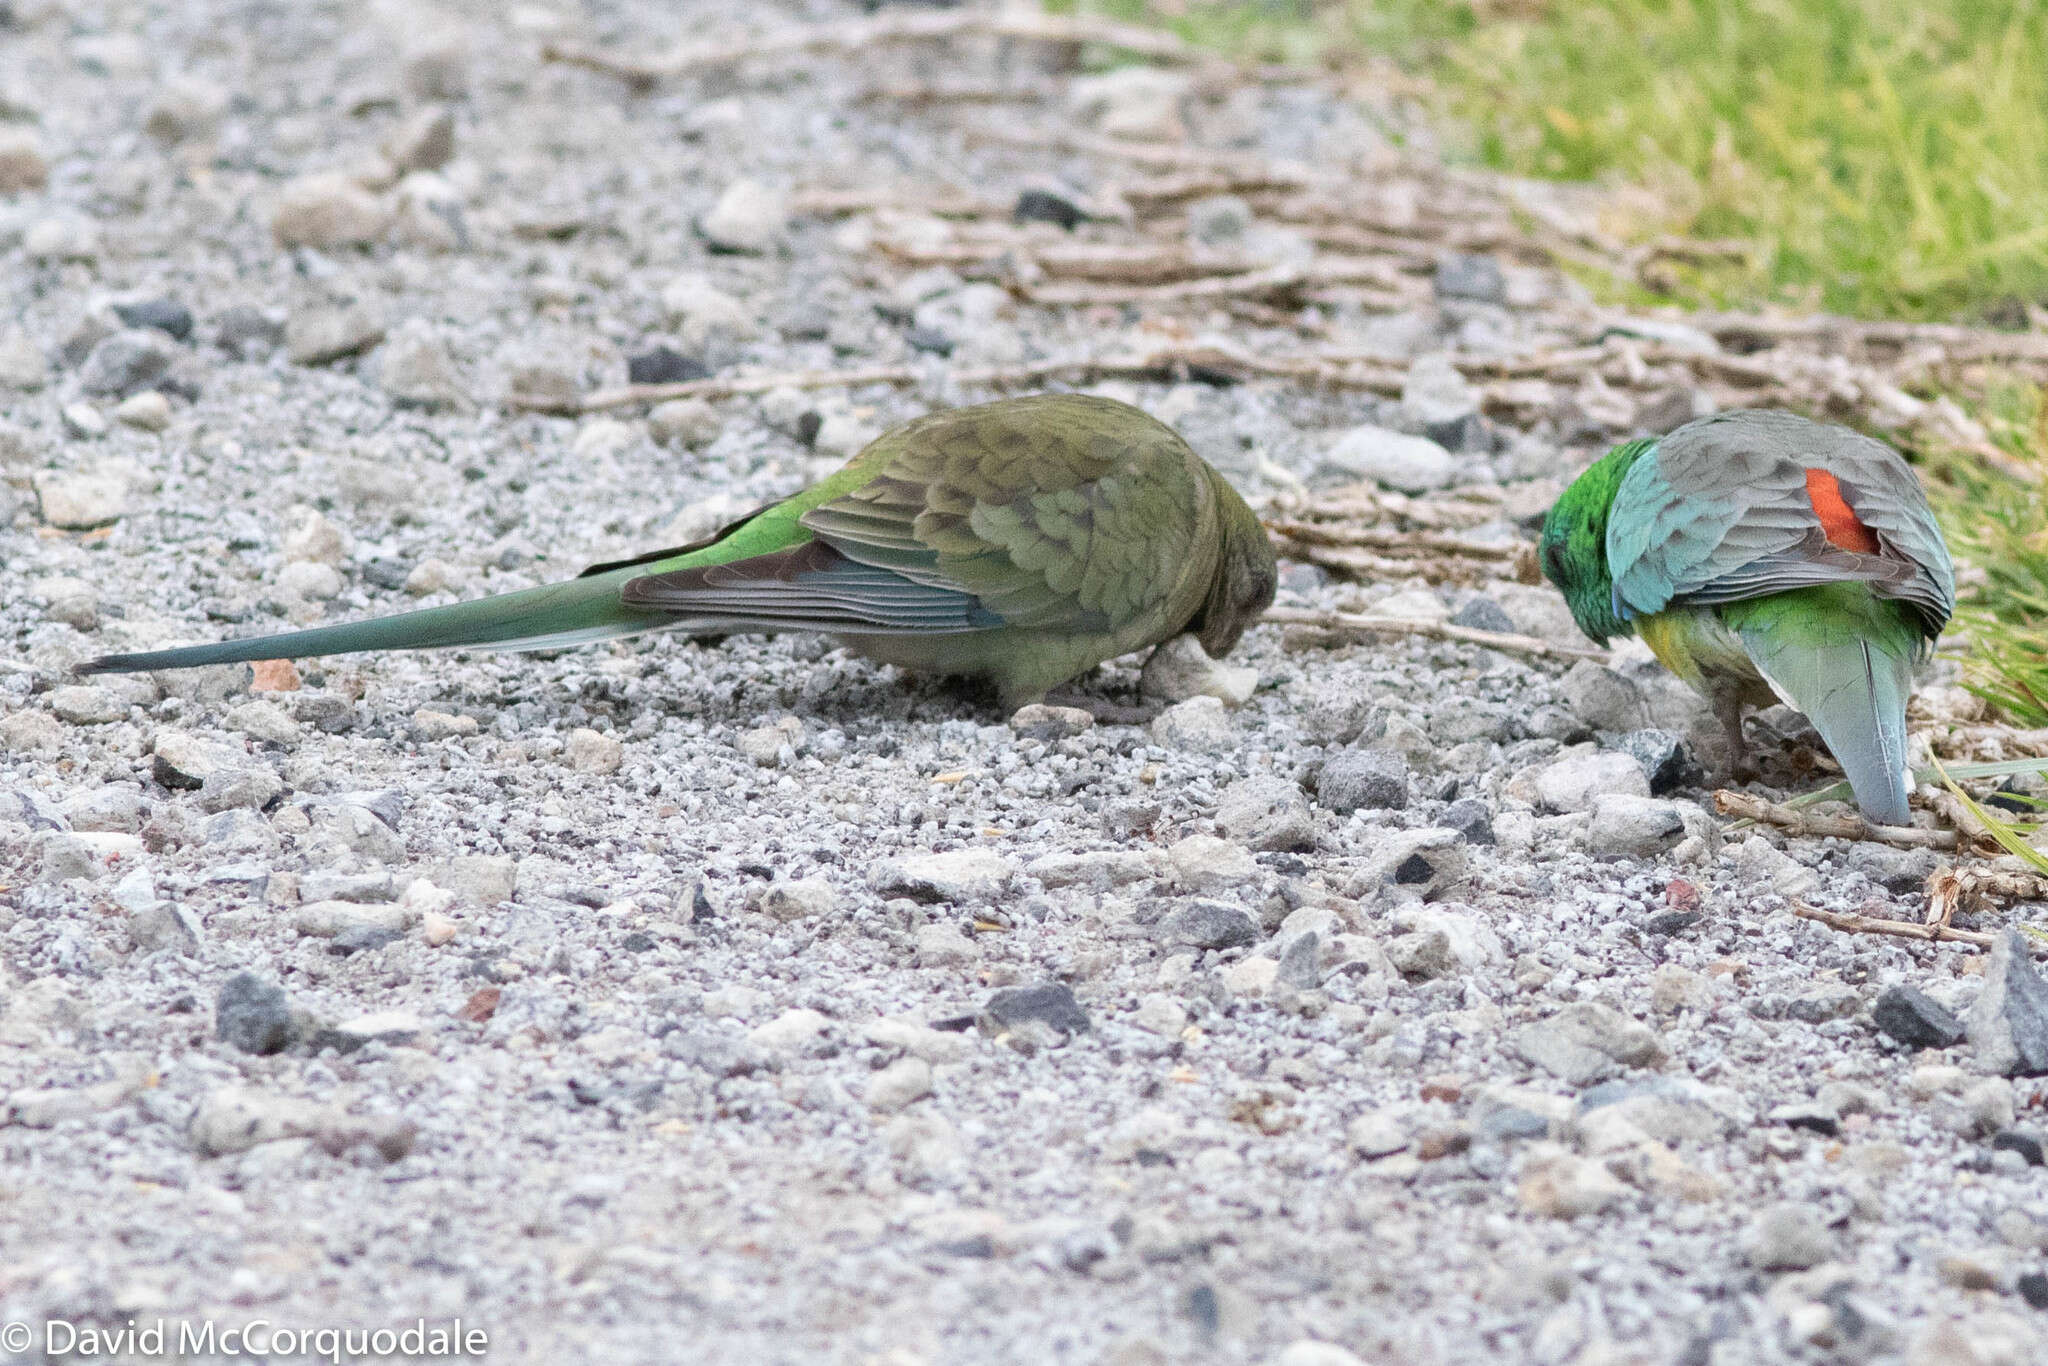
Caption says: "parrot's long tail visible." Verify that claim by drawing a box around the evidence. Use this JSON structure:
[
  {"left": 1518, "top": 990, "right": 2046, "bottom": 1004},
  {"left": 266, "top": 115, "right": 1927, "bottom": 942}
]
[
  {"left": 1728, "top": 584, "right": 1920, "bottom": 826},
  {"left": 79, "top": 566, "right": 673, "bottom": 675}
]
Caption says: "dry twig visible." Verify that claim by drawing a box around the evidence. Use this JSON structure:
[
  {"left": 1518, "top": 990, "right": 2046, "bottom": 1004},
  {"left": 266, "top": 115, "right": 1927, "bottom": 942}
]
[
  {"left": 791, "top": 188, "right": 1000, "bottom": 220},
  {"left": 1258, "top": 605, "right": 1606, "bottom": 661},
  {"left": 966, "top": 123, "right": 1275, "bottom": 174},
  {"left": 1714, "top": 790, "right": 1959, "bottom": 849},
  {"left": 1790, "top": 902, "right": 1996, "bottom": 950},
  {"left": 1262, "top": 521, "right": 1523, "bottom": 561},
  {"left": 1024, "top": 259, "right": 1411, "bottom": 309},
  {"left": 542, "top": 12, "right": 1229, "bottom": 89},
  {"left": 509, "top": 345, "right": 1397, "bottom": 415}
]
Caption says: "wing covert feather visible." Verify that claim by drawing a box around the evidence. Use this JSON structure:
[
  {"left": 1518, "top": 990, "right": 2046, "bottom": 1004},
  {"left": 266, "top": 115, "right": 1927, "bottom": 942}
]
[{"left": 1606, "top": 409, "right": 1953, "bottom": 636}]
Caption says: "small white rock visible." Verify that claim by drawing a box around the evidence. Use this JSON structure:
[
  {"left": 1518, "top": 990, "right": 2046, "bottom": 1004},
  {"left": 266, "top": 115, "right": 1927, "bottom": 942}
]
[
  {"left": 914, "top": 923, "right": 980, "bottom": 967},
  {"left": 113, "top": 390, "right": 172, "bottom": 431},
  {"left": 271, "top": 172, "right": 389, "bottom": 249},
  {"left": 748, "top": 1008, "right": 830, "bottom": 1054},
  {"left": 60, "top": 404, "right": 110, "bottom": 440},
  {"left": 0, "top": 128, "right": 49, "bottom": 192},
  {"left": 282, "top": 508, "right": 349, "bottom": 564},
  {"left": 1322, "top": 425, "right": 1456, "bottom": 493},
  {"left": 412, "top": 709, "right": 478, "bottom": 741},
  {"left": 1149, "top": 695, "right": 1234, "bottom": 751},
  {"left": 49, "top": 685, "right": 127, "bottom": 725},
  {"left": 648, "top": 398, "right": 721, "bottom": 448},
  {"left": 1139, "top": 633, "right": 1258, "bottom": 706},
  {"left": 1165, "top": 833, "right": 1259, "bottom": 890},
  {"left": 276, "top": 560, "right": 342, "bottom": 601},
  {"left": 753, "top": 877, "right": 837, "bottom": 922},
  {"left": 563, "top": 727, "right": 623, "bottom": 775},
  {"left": 573, "top": 418, "right": 639, "bottom": 462},
  {"left": 698, "top": 179, "right": 787, "bottom": 254},
  {"left": 865, "top": 1057, "right": 934, "bottom": 1112},
  {"left": 1131, "top": 994, "right": 1187, "bottom": 1037},
  {"left": 404, "top": 558, "right": 455, "bottom": 595}
]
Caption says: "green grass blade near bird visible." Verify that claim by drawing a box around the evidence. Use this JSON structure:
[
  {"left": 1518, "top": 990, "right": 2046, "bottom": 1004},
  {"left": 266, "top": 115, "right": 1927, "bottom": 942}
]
[
  {"left": 1540, "top": 409, "right": 1955, "bottom": 826},
  {"left": 80, "top": 394, "right": 1279, "bottom": 710}
]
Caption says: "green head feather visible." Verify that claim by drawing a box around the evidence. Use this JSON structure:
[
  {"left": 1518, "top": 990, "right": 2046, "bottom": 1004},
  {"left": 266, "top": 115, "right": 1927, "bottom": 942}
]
[{"left": 1539, "top": 438, "right": 1655, "bottom": 644}]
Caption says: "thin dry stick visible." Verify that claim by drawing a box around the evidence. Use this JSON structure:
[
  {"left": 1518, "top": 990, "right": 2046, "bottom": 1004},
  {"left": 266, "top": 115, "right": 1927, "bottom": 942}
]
[
  {"left": 1117, "top": 168, "right": 1321, "bottom": 207},
  {"left": 520, "top": 346, "right": 1382, "bottom": 415},
  {"left": 791, "top": 188, "right": 1001, "bottom": 220},
  {"left": 1714, "top": 790, "right": 1959, "bottom": 850},
  {"left": 1790, "top": 902, "right": 1996, "bottom": 950},
  {"left": 542, "top": 12, "right": 1229, "bottom": 88},
  {"left": 514, "top": 364, "right": 922, "bottom": 415},
  {"left": 1258, "top": 605, "right": 1607, "bottom": 662},
  {"left": 1266, "top": 542, "right": 1500, "bottom": 584},
  {"left": 1694, "top": 312, "right": 2048, "bottom": 360},
  {"left": 1262, "top": 521, "right": 1524, "bottom": 561},
  {"left": 1027, "top": 258, "right": 1416, "bottom": 309},
  {"left": 966, "top": 123, "right": 1277, "bottom": 175},
  {"left": 878, "top": 238, "right": 1279, "bottom": 286}
]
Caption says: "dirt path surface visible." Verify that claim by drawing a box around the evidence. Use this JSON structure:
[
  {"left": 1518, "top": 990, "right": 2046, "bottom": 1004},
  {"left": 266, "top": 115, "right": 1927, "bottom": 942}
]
[{"left": 2, "top": 4, "right": 2047, "bottom": 1363}]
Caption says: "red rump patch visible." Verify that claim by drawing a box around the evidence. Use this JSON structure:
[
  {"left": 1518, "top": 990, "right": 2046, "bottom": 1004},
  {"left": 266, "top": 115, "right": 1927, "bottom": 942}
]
[{"left": 1804, "top": 468, "right": 1881, "bottom": 553}]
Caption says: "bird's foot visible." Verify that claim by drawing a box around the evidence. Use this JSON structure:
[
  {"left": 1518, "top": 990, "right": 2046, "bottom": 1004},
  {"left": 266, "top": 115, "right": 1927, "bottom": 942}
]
[{"left": 1712, "top": 697, "right": 1757, "bottom": 787}]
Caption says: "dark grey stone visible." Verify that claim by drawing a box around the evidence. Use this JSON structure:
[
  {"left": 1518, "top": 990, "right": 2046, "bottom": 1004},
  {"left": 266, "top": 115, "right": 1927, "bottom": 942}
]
[
  {"left": 1440, "top": 797, "right": 1495, "bottom": 845},
  {"left": 1967, "top": 931, "right": 2048, "bottom": 1076},
  {"left": 1618, "top": 729, "right": 1702, "bottom": 795},
  {"left": 328, "top": 925, "right": 403, "bottom": 955},
  {"left": 979, "top": 982, "right": 1089, "bottom": 1037},
  {"left": 1871, "top": 984, "right": 1965, "bottom": 1049},
  {"left": 1991, "top": 1129, "right": 2045, "bottom": 1166},
  {"left": 113, "top": 297, "right": 194, "bottom": 340},
  {"left": 1426, "top": 411, "right": 1488, "bottom": 453},
  {"left": 78, "top": 329, "right": 175, "bottom": 396},
  {"left": 1448, "top": 597, "right": 1515, "bottom": 635},
  {"left": 213, "top": 305, "right": 286, "bottom": 358},
  {"left": 1159, "top": 900, "right": 1258, "bottom": 950},
  {"left": 1434, "top": 252, "right": 1506, "bottom": 304},
  {"left": 1316, "top": 747, "right": 1408, "bottom": 813},
  {"left": 1276, "top": 930, "right": 1320, "bottom": 989},
  {"left": 1013, "top": 189, "right": 1084, "bottom": 230},
  {"left": 626, "top": 347, "right": 709, "bottom": 385},
  {"left": 216, "top": 971, "right": 295, "bottom": 1055}
]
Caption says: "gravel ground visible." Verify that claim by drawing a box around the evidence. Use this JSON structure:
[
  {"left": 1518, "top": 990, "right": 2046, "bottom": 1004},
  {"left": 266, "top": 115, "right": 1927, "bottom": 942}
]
[{"left": 2, "top": 3, "right": 2046, "bottom": 1364}]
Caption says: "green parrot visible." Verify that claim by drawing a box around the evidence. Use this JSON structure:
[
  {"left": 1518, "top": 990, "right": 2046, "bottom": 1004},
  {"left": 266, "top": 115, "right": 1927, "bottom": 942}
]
[
  {"left": 81, "top": 393, "right": 1278, "bottom": 711},
  {"left": 1539, "top": 409, "right": 1954, "bottom": 826}
]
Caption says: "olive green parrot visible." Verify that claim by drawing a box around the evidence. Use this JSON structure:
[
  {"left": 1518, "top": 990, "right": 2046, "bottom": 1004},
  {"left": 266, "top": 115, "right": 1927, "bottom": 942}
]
[
  {"left": 1540, "top": 409, "right": 1954, "bottom": 825},
  {"left": 82, "top": 394, "right": 1279, "bottom": 710}
]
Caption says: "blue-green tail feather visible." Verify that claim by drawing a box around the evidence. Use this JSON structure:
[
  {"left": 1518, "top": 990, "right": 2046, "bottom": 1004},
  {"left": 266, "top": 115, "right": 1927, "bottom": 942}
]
[
  {"left": 1725, "top": 585, "right": 1921, "bottom": 826},
  {"left": 78, "top": 565, "right": 672, "bottom": 675}
]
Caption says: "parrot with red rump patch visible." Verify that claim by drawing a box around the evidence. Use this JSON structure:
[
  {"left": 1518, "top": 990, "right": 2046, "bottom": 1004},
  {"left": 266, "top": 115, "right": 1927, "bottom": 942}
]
[{"left": 1539, "top": 409, "right": 1954, "bottom": 825}]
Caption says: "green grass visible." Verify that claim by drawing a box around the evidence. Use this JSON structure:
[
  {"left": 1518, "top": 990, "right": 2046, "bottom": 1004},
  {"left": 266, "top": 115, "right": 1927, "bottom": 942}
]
[
  {"left": 1069, "top": 0, "right": 2048, "bottom": 320},
  {"left": 1916, "top": 380, "right": 2048, "bottom": 727}
]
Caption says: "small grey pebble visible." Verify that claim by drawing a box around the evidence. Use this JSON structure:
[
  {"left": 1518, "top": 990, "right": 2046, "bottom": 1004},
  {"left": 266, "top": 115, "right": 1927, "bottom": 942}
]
[
  {"left": 1317, "top": 748, "right": 1408, "bottom": 813},
  {"left": 1449, "top": 597, "right": 1516, "bottom": 635},
  {"left": 216, "top": 971, "right": 296, "bottom": 1055},
  {"left": 113, "top": 297, "right": 194, "bottom": 340}
]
